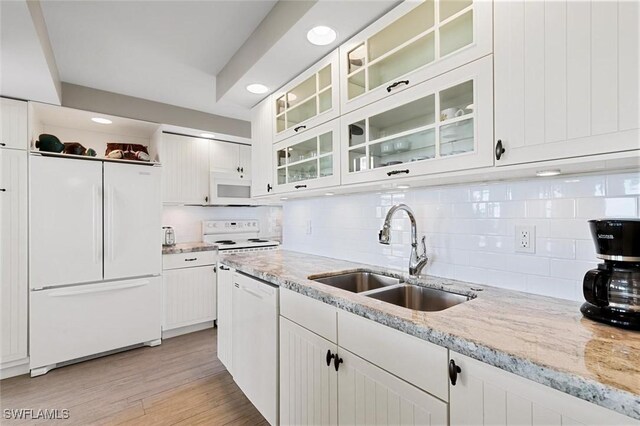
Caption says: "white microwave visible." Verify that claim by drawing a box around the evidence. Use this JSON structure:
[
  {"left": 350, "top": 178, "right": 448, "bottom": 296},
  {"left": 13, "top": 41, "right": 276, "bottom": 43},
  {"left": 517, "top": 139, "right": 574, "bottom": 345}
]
[{"left": 209, "top": 172, "right": 255, "bottom": 205}]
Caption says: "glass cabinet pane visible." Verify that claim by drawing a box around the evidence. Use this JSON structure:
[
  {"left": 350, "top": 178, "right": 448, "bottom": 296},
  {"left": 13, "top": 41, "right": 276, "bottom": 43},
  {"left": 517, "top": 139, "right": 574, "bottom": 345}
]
[
  {"left": 440, "top": 10, "right": 473, "bottom": 57},
  {"left": 318, "top": 90, "right": 331, "bottom": 113},
  {"left": 369, "top": 94, "right": 435, "bottom": 141},
  {"left": 440, "top": 80, "right": 473, "bottom": 121},
  {"left": 348, "top": 44, "right": 366, "bottom": 74},
  {"left": 367, "top": 0, "right": 435, "bottom": 61},
  {"left": 276, "top": 116, "right": 286, "bottom": 133},
  {"left": 287, "top": 97, "right": 317, "bottom": 128},
  {"left": 369, "top": 33, "right": 434, "bottom": 90},
  {"left": 288, "top": 75, "right": 316, "bottom": 108},
  {"left": 319, "top": 155, "right": 333, "bottom": 177},
  {"left": 318, "top": 65, "right": 331, "bottom": 90},
  {"left": 288, "top": 159, "right": 318, "bottom": 183},
  {"left": 277, "top": 149, "right": 288, "bottom": 167},
  {"left": 276, "top": 96, "right": 286, "bottom": 115},
  {"left": 440, "top": 0, "right": 472, "bottom": 21},
  {"left": 318, "top": 132, "right": 332, "bottom": 155},
  {"left": 440, "top": 118, "right": 473, "bottom": 156},
  {"left": 349, "top": 146, "right": 367, "bottom": 172},
  {"left": 369, "top": 129, "right": 436, "bottom": 168},
  {"left": 278, "top": 168, "right": 286, "bottom": 184},
  {"left": 348, "top": 71, "right": 366, "bottom": 100},
  {"left": 289, "top": 136, "right": 317, "bottom": 163},
  {"left": 349, "top": 120, "right": 366, "bottom": 146}
]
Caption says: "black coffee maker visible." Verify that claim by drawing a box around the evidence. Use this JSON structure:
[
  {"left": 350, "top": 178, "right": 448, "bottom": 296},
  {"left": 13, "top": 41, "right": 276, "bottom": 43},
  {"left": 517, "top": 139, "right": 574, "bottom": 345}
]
[{"left": 581, "top": 219, "right": 640, "bottom": 330}]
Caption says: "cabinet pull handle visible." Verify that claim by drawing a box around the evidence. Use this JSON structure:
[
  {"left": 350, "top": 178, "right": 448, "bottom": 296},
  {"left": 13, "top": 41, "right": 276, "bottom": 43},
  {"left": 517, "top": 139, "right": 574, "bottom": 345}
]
[
  {"left": 294, "top": 125, "right": 306, "bottom": 132},
  {"left": 0, "top": 188, "right": 5, "bottom": 192},
  {"left": 326, "top": 350, "right": 335, "bottom": 367},
  {"left": 495, "top": 140, "right": 506, "bottom": 160},
  {"left": 240, "top": 167, "right": 244, "bottom": 173},
  {"left": 219, "top": 265, "right": 230, "bottom": 271},
  {"left": 386, "top": 80, "right": 409, "bottom": 93},
  {"left": 205, "top": 196, "right": 209, "bottom": 203},
  {"left": 267, "top": 183, "right": 273, "bottom": 192},
  {"left": 0, "top": 142, "right": 5, "bottom": 146},
  {"left": 237, "top": 166, "right": 241, "bottom": 172},
  {"left": 386, "top": 169, "right": 409, "bottom": 177},
  {"left": 294, "top": 184, "right": 307, "bottom": 189},
  {"left": 184, "top": 258, "right": 197, "bottom": 262},
  {"left": 213, "top": 266, "right": 217, "bottom": 273},
  {"left": 333, "top": 354, "right": 343, "bottom": 372},
  {"left": 449, "top": 359, "right": 461, "bottom": 385}
]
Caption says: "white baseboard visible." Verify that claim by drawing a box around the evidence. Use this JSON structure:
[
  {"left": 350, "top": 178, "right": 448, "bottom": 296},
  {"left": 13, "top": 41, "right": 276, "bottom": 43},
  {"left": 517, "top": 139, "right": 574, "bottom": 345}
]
[
  {"left": 1, "top": 358, "right": 30, "bottom": 380},
  {"left": 162, "top": 321, "right": 215, "bottom": 339}
]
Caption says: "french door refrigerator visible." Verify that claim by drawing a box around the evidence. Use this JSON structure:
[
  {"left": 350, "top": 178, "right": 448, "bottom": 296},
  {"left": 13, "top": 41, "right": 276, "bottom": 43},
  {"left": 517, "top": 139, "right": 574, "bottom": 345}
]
[{"left": 29, "top": 155, "right": 162, "bottom": 376}]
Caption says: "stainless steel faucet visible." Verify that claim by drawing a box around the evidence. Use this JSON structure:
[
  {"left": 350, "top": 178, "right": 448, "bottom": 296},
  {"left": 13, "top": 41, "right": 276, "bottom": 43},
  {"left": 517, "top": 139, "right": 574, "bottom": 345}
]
[{"left": 378, "top": 203, "right": 428, "bottom": 276}]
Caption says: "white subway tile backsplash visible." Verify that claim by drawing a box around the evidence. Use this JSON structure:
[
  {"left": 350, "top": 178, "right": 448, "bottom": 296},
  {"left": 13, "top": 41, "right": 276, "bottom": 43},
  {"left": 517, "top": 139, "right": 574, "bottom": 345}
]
[{"left": 282, "top": 172, "right": 637, "bottom": 302}]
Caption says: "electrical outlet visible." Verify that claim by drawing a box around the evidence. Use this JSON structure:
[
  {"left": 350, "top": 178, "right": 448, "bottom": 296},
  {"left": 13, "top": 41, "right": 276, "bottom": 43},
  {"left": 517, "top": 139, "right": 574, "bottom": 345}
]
[
  {"left": 306, "top": 220, "right": 312, "bottom": 235},
  {"left": 515, "top": 225, "right": 535, "bottom": 253}
]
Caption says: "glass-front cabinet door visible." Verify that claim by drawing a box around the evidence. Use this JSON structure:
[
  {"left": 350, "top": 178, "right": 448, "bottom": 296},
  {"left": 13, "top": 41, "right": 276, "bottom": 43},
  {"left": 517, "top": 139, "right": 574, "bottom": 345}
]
[
  {"left": 273, "top": 119, "right": 341, "bottom": 193},
  {"left": 341, "top": 56, "right": 493, "bottom": 185},
  {"left": 340, "top": 0, "right": 492, "bottom": 114},
  {"left": 274, "top": 50, "right": 340, "bottom": 143}
]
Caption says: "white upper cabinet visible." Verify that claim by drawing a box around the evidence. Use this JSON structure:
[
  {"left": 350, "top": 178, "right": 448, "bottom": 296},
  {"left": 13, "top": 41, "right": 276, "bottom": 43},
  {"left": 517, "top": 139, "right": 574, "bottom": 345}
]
[
  {"left": 341, "top": 55, "right": 493, "bottom": 185},
  {"left": 494, "top": 0, "right": 640, "bottom": 166},
  {"left": 340, "top": 0, "right": 493, "bottom": 114},
  {"left": 273, "top": 119, "right": 341, "bottom": 194},
  {"left": 160, "top": 133, "right": 210, "bottom": 204},
  {"left": 273, "top": 50, "right": 340, "bottom": 143},
  {"left": 0, "top": 98, "right": 28, "bottom": 151},
  {"left": 210, "top": 140, "right": 251, "bottom": 179},
  {"left": 251, "top": 97, "right": 274, "bottom": 197}
]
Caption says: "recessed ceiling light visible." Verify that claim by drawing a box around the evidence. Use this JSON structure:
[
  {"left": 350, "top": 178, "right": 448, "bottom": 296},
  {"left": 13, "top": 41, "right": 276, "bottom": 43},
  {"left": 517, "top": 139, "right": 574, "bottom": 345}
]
[
  {"left": 91, "top": 117, "right": 112, "bottom": 124},
  {"left": 397, "top": 184, "right": 410, "bottom": 189},
  {"left": 200, "top": 133, "right": 215, "bottom": 139},
  {"left": 246, "top": 83, "right": 268, "bottom": 94},
  {"left": 536, "top": 169, "right": 562, "bottom": 177},
  {"left": 307, "top": 26, "right": 337, "bottom": 46},
  {"left": 325, "top": 192, "right": 335, "bottom": 196}
]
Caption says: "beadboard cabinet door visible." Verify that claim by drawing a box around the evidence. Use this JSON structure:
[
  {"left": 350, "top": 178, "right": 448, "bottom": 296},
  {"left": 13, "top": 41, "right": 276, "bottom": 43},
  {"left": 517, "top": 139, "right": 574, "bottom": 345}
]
[
  {"left": 449, "top": 351, "right": 639, "bottom": 426},
  {"left": 279, "top": 317, "right": 338, "bottom": 426},
  {"left": 216, "top": 264, "right": 234, "bottom": 374},
  {"left": 337, "top": 348, "right": 448, "bottom": 426},
  {"left": 160, "top": 133, "right": 210, "bottom": 204},
  {"left": 494, "top": 0, "right": 640, "bottom": 166},
  {"left": 0, "top": 98, "right": 28, "bottom": 150},
  {"left": 0, "top": 148, "right": 28, "bottom": 366},
  {"left": 251, "top": 97, "right": 274, "bottom": 197},
  {"left": 163, "top": 265, "right": 217, "bottom": 331}
]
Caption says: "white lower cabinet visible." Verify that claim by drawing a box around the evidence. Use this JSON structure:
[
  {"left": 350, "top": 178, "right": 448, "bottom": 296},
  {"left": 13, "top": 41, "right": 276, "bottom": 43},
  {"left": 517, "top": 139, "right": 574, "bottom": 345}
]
[
  {"left": 449, "top": 351, "right": 639, "bottom": 426},
  {"left": 0, "top": 148, "right": 28, "bottom": 376},
  {"left": 338, "top": 349, "right": 448, "bottom": 426},
  {"left": 280, "top": 317, "right": 338, "bottom": 426},
  {"left": 216, "top": 264, "right": 234, "bottom": 373},
  {"left": 162, "top": 252, "right": 217, "bottom": 334}
]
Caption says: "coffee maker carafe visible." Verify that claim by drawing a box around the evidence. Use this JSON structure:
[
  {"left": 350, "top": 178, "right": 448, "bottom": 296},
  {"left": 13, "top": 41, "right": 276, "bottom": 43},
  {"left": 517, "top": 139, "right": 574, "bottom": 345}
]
[{"left": 581, "top": 219, "right": 640, "bottom": 330}]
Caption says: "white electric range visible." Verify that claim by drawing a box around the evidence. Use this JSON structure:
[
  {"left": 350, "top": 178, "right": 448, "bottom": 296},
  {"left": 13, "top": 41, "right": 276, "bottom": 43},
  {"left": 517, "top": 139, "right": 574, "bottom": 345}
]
[{"left": 202, "top": 220, "right": 280, "bottom": 253}]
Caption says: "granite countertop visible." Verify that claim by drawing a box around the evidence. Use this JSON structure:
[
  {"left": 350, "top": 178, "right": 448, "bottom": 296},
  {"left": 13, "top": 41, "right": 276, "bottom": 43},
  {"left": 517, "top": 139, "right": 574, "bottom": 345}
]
[
  {"left": 162, "top": 242, "right": 217, "bottom": 255},
  {"left": 221, "top": 249, "right": 640, "bottom": 420}
]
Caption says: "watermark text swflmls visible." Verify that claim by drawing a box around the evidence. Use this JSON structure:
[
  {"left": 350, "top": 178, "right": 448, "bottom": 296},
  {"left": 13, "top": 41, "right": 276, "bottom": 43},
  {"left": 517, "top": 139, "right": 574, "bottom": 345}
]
[{"left": 3, "top": 408, "right": 70, "bottom": 420}]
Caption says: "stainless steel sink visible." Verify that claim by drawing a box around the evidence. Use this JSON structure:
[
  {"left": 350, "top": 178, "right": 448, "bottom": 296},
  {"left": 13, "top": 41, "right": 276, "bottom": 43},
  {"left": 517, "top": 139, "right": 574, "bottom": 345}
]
[
  {"left": 310, "top": 271, "right": 403, "bottom": 293},
  {"left": 366, "top": 285, "right": 471, "bottom": 312}
]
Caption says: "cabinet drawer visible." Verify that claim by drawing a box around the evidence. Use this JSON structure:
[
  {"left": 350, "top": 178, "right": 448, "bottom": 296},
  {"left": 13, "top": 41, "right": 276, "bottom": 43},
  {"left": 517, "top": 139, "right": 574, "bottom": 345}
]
[
  {"left": 280, "top": 288, "right": 337, "bottom": 343},
  {"left": 338, "top": 310, "right": 449, "bottom": 401},
  {"left": 162, "top": 251, "right": 217, "bottom": 270}
]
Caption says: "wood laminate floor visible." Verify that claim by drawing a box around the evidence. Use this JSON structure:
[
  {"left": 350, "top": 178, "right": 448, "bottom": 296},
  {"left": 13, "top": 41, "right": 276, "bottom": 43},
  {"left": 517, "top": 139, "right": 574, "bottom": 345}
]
[{"left": 0, "top": 329, "right": 267, "bottom": 425}]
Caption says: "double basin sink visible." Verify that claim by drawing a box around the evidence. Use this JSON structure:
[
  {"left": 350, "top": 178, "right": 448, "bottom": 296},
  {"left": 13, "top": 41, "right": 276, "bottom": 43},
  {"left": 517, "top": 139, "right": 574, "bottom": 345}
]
[{"left": 309, "top": 271, "right": 472, "bottom": 312}]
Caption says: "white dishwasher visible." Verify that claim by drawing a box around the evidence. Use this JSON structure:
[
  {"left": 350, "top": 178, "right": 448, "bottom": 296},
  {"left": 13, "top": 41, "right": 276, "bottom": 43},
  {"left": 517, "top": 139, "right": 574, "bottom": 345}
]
[{"left": 232, "top": 272, "right": 278, "bottom": 426}]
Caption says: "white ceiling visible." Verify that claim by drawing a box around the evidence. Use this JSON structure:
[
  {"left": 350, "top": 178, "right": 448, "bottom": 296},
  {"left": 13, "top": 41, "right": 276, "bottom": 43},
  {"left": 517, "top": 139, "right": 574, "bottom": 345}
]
[{"left": 41, "top": 0, "right": 277, "bottom": 120}]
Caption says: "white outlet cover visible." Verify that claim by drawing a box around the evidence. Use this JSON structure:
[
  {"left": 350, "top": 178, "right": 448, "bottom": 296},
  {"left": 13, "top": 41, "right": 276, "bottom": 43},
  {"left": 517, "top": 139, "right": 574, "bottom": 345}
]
[{"left": 515, "top": 225, "right": 535, "bottom": 254}]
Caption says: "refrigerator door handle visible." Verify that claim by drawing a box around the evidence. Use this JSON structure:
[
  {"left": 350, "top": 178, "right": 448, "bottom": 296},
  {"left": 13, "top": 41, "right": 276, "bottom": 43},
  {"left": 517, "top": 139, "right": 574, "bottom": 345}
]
[
  {"left": 106, "top": 185, "right": 115, "bottom": 262},
  {"left": 47, "top": 279, "right": 150, "bottom": 297},
  {"left": 92, "top": 184, "right": 101, "bottom": 265}
]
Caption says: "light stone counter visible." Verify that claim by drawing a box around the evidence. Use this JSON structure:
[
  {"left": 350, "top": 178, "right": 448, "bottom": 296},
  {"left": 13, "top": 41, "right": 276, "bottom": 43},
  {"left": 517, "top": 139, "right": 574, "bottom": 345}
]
[
  {"left": 162, "top": 242, "right": 217, "bottom": 255},
  {"left": 221, "top": 249, "right": 640, "bottom": 420}
]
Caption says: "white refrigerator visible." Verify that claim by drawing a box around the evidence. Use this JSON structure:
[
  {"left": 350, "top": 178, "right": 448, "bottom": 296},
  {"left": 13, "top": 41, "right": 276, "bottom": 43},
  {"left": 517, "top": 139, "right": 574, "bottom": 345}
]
[{"left": 29, "top": 155, "right": 162, "bottom": 376}]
